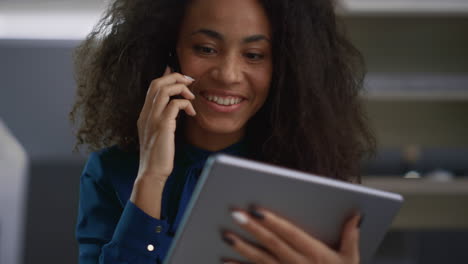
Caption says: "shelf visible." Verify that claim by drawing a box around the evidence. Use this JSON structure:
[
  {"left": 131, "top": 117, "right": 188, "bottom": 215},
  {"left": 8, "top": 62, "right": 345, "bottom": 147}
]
[
  {"left": 338, "top": 0, "right": 468, "bottom": 16},
  {"left": 2, "top": 1, "right": 468, "bottom": 40},
  {"left": 361, "top": 73, "right": 468, "bottom": 101},
  {"left": 362, "top": 177, "right": 468, "bottom": 229},
  {"left": 362, "top": 176, "right": 468, "bottom": 195}
]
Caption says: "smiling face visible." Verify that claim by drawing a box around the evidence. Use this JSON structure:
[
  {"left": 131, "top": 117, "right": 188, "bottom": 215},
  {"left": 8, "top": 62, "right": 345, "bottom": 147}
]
[{"left": 176, "top": 0, "right": 272, "bottom": 149}]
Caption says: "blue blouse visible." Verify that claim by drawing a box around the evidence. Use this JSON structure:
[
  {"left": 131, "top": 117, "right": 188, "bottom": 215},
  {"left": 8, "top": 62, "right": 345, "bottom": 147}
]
[{"left": 75, "top": 140, "right": 248, "bottom": 264}]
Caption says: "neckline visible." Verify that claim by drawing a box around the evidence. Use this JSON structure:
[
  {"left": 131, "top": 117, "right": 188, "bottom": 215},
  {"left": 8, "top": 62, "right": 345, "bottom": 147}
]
[{"left": 181, "top": 138, "right": 248, "bottom": 163}]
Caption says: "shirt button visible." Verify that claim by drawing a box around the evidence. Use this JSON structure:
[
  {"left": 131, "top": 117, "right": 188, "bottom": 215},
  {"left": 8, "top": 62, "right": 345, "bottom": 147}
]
[
  {"left": 155, "top": 225, "right": 163, "bottom": 233},
  {"left": 147, "top": 244, "right": 155, "bottom": 252}
]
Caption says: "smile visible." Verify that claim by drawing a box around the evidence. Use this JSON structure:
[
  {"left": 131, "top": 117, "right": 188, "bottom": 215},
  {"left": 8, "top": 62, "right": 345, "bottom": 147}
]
[{"left": 202, "top": 94, "right": 244, "bottom": 106}]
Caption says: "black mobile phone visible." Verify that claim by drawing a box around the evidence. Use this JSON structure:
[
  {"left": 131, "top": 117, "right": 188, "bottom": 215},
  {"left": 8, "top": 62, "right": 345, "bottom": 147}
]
[
  {"left": 167, "top": 51, "right": 187, "bottom": 123},
  {"left": 168, "top": 51, "right": 181, "bottom": 73}
]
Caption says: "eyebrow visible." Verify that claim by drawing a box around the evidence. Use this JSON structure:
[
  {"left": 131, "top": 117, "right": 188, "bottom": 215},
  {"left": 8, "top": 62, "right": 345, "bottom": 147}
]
[{"left": 191, "top": 28, "right": 270, "bottom": 43}]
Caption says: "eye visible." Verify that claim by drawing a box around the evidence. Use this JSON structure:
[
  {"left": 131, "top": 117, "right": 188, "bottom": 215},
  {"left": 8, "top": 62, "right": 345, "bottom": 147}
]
[
  {"left": 193, "top": 45, "right": 217, "bottom": 55},
  {"left": 245, "top": 52, "right": 264, "bottom": 61}
]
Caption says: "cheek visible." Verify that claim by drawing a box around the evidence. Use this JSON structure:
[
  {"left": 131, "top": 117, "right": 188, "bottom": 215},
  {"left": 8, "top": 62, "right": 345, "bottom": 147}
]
[
  {"left": 180, "top": 57, "right": 206, "bottom": 76},
  {"left": 177, "top": 49, "right": 211, "bottom": 77},
  {"left": 251, "top": 67, "right": 272, "bottom": 103}
]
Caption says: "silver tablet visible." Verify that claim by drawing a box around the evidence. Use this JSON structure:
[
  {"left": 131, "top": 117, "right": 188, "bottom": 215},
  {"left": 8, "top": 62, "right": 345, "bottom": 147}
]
[{"left": 164, "top": 154, "right": 403, "bottom": 264}]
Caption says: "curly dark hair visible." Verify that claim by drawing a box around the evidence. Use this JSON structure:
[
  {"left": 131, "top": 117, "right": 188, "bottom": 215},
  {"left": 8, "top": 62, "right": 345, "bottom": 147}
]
[{"left": 70, "top": 0, "right": 376, "bottom": 182}]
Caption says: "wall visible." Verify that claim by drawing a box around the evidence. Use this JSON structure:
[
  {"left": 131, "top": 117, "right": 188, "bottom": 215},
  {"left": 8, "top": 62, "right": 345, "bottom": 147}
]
[{"left": 1, "top": 14, "right": 467, "bottom": 264}]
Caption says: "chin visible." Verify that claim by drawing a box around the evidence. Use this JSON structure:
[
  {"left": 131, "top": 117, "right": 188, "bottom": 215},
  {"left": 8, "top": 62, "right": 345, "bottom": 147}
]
[{"left": 196, "top": 115, "right": 246, "bottom": 135}]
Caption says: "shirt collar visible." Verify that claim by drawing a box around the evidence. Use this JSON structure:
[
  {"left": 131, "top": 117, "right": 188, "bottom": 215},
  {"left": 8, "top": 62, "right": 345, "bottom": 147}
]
[{"left": 180, "top": 138, "right": 249, "bottom": 164}]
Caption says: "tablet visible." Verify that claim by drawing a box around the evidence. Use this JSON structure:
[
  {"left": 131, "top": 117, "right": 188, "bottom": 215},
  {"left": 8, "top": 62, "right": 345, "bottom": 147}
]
[{"left": 163, "top": 154, "right": 403, "bottom": 264}]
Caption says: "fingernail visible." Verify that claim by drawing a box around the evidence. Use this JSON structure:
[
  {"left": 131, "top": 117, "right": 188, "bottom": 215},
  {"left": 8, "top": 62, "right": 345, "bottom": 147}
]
[
  {"left": 221, "top": 258, "right": 236, "bottom": 264},
  {"left": 231, "top": 211, "right": 248, "bottom": 225},
  {"left": 184, "top": 75, "right": 195, "bottom": 81},
  {"left": 222, "top": 234, "right": 235, "bottom": 246},
  {"left": 357, "top": 213, "right": 365, "bottom": 229},
  {"left": 248, "top": 205, "right": 265, "bottom": 220}
]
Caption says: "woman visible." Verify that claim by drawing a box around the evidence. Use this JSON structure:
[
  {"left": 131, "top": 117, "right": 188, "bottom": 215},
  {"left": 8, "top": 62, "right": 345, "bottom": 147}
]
[{"left": 71, "top": 0, "right": 375, "bottom": 263}]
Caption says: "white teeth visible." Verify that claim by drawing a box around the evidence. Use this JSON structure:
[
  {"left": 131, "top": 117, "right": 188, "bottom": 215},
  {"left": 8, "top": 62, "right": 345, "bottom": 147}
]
[{"left": 204, "top": 94, "right": 243, "bottom": 106}]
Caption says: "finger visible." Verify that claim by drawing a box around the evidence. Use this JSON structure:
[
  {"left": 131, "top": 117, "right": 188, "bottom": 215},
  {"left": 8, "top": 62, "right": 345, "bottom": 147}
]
[
  {"left": 144, "top": 72, "right": 193, "bottom": 110},
  {"left": 139, "top": 72, "right": 194, "bottom": 127},
  {"left": 222, "top": 232, "right": 279, "bottom": 264},
  {"left": 248, "top": 206, "right": 331, "bottom": 257},
  {"left": 220, "top": 260, "right": 241, "bottom": 264},
  {"left": 161, "top": 99, "right": 197, "bottom": 123},
  {"left": 339, "top": 212, "right": 361, "bottom": 262},
  {"left": 231, "top": 211, "right": 305, "bottom": 263},
  {"left": 143, "top": 99, "right": 195, "bottom": 146},
  {"left": 221, "top": 260, "right": 241, "bottom": 264},
  {"left": 143, "top": 100, "right": 194, "bottom": 148},
  {"left": 143, "top": 99, "right": 195, "bottom": 147},
  {"left": 157, "top": 83, "right": 195, "bottom": 101},
  {"left": 152, "top": 72, "right": 194, "bottom": 92},
  {"left": 164, "top": 65, "right": 171, "bottom": 76},
  {"left": 151, "top": 84, "right": 196, "bottom": 118}
]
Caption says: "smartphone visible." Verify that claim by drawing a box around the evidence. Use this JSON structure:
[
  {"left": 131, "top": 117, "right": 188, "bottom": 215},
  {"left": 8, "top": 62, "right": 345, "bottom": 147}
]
[
  {"left": 167, "top": 51, "right": 189, "bottom": 122},
  {"left": 168, "top": 51, "right": 181, "bottom": 73}
]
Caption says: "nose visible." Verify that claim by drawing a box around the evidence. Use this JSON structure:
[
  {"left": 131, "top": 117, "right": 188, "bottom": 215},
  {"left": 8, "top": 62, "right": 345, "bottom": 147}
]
[{"left": 211, "top": 54, "right": 243, "bottom": 85}]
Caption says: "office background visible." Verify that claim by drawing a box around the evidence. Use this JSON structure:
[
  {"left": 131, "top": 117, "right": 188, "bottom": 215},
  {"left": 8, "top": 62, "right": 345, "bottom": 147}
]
[{"left": 1, "top": 0, "right": 467, "bottom": 263}]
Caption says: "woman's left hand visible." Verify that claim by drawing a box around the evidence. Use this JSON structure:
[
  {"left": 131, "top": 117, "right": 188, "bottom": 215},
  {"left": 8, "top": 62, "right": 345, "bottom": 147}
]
[{"left": 221, "top": 207, "right": 362, "bottom": 264}]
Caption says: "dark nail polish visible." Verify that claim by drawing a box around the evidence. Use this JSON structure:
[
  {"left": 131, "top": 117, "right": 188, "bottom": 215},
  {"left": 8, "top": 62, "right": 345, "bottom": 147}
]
[
  {"left": 222, "top": 234, "right": 235, "bottom": 246},
  {"left": 248, "top": 206, "right": 265, "bottom": 220},
  {"left": 358, "top": 214, "right": 365, "bottom": 229}
]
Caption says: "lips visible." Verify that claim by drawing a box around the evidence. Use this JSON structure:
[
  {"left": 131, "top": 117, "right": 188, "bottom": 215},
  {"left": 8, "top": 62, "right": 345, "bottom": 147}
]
[
  {"left": 199, "top": 91, "right": 246, "bottom": 107},
  {"left": 197, "top": 91, "right": 246, "bottom": 113},
  {"left": 203, "top": 94, "right": 243, "bottom": 106}
]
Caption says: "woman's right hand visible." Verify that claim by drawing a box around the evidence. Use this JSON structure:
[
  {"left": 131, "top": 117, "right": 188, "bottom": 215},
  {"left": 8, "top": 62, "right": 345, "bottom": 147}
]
[
  {"left": 131, "top": 66, "right": 196, "bottom": 218},
  {"left": 137, "top": 66, "right": 196, "bottom": 181}
]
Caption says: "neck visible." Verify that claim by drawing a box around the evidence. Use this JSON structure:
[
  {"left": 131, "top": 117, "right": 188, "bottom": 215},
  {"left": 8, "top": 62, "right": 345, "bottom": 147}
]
[{"left": 184, "top": 118, "right": 245, "bottom": 152}]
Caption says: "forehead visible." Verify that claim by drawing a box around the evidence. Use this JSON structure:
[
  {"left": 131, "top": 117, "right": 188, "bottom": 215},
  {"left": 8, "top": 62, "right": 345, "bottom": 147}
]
[{"left": 181, "top": 0, "right": 271, "bottom": 39}]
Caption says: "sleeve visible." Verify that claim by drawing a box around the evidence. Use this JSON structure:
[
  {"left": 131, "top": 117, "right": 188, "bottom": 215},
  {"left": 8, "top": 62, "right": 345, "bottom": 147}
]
[{"left": 76, "top": 152, "right": 174, "bottom": 264}]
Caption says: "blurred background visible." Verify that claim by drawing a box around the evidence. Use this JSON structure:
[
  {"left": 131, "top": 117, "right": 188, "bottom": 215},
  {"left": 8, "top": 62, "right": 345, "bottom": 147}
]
[{"left": 0, "top": 0, "right": 467, "bottom": 263}]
